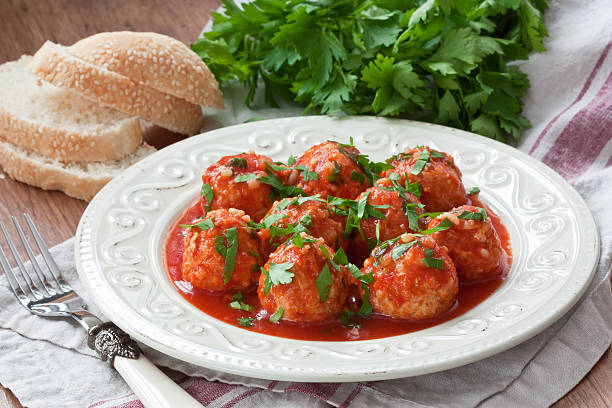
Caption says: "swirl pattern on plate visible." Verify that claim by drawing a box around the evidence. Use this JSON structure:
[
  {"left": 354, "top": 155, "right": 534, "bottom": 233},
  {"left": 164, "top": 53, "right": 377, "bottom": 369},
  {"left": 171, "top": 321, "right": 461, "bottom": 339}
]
[{"left": 75, "top": 116, "right": 598, "bottom": 382}]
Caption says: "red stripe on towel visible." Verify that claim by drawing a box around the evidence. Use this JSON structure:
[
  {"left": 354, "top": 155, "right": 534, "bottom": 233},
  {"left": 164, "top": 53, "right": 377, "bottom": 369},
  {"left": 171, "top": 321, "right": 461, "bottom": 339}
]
[
  {"left": 541, "top": 70, "right": 612, "bottom": 179},
  {"left": 528, "top": 41, "right": 612, "bottom": 155}
]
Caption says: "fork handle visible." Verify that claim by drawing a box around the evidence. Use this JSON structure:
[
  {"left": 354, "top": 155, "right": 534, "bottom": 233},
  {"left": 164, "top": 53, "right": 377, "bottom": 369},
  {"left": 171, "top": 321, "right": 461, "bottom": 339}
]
[
  {"left": 114, "top": 355, "right": 202, "bottom": 408},
  {"left": 88, "top": 322, "right": 201, "bottom": 408}
]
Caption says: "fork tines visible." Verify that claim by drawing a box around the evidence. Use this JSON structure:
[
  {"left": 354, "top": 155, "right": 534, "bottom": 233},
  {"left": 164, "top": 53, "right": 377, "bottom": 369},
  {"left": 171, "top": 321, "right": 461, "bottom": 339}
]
[{"left": 0, "top": 214, "right": 71, "bottom": 305}]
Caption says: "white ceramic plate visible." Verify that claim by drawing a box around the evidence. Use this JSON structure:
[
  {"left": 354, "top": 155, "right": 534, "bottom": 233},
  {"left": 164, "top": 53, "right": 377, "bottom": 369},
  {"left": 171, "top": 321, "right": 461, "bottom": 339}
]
[{"left": 75, "top": 116, "right": 599, "bottom": 382}]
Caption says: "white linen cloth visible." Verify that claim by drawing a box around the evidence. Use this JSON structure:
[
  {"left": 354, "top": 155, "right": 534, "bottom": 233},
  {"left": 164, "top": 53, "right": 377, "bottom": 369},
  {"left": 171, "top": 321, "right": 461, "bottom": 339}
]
[{"left": 1, "top": 0, "right": 611, "bottom": 406}]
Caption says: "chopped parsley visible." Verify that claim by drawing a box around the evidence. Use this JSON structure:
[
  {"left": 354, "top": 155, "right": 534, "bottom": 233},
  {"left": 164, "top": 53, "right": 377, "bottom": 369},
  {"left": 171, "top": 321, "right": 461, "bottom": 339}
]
[
  {"left": 259, "top": 171, "right": 305, "bottom": 197},
  {"left": 328, "top": 160, "right": 343, "bottom": 184},
  {"left": 419, "top": 218, "right": 454, "bottom": 234},
  {"left": 262, "top": 262, "right": 295, "bottom": 295},
  {"left": 405, "top": 203, "right": 421, "bottom": 232},
  {"left": 237, "top": 317, "right": 254, "bottom": 327},
  {"left": 342, "top": 257, "right": 373, "bottom": 319},
  {"left": 333, "top": 248, "right": 349, "bottom": 265},
  {"left": 295, "top": 165, "right": 318, "bottom": 181},
  {"left": 350, "top": 170, "right": 366, "bottom": 184},
  {"left": 292, "top": 233, "right": 318, "bottom": 248},
  {"left": 180, "top": 217, "right": 214, "bottom": 232},
  {"left": 423, "top": 248, "right": 444, "bottom": 270},
  {"left": 226, "top": 157, "right": 247, "bottom": 168},
  {"left": 234, "top": 173, "right": 258, "bottom": 182},
  {"left": 410, "top": 149, "right": 431, "bottom": 175},
  {"left": 315, "top": 264, "right": 333, "bottom": 302},
  {"left": 466, "top": 187, "right": 481, "bottom": 195},
  {"left": 265, "top": 162, "right": 291, "bottom": 172},
  {"left": 201, "top": 183, "right": 214, "bottom": 212},
  {"left": 287, "top": 155, "right": 297, "bottom": 166},
  {"left": 214, "top": 227, "right": 239, "bottom": 284},
  {"left": 338, "top": 146, "right": 393, "bottom": 185},
  {"left": 327, "top": 195, "right": 388, "bottom": 240},
  {"left": 230, "top": 292, "right": 254, "bottom": 312},
  {"left": 386, "top": 172, "right": 423, "bottom": 202},
  {"left": 269, "top": 307, "right": 284, "bottom": 323},
  {"left": 318, "top": 245, "right": 341, "bottom": 272},
  {"left": 419, "top": 212, "right": 444, "bottom": 219},
  {"left": 391, "top": 240, "right": 419, "bottom": 261},
  {"left": 458, "top": 207, "right": 488, "bottom": 221}
]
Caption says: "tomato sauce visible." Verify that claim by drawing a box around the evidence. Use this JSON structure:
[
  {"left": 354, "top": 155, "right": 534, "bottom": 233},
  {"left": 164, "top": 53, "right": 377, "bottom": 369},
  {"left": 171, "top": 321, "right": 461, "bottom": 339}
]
[{"left": 165, "top": 196, "right": 512, "bottom": 341}]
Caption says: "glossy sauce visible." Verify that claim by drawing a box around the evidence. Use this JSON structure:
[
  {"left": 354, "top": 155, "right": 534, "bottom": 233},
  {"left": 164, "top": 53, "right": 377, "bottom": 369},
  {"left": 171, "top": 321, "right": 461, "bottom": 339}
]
[{"left": 165, "top": 196, "right": 512, "bottom": 341}]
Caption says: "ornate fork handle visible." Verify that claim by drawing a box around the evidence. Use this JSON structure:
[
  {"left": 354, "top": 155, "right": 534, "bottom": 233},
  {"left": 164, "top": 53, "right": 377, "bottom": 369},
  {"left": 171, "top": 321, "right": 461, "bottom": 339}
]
[{"left": 88, "top": 322, "right": 141, "bottom": 365}]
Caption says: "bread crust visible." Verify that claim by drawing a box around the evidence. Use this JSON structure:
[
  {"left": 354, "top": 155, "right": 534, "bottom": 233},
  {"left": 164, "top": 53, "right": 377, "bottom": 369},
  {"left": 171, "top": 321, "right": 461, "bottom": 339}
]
[
  {"left": 0, "top": 106, "right": 142, "bottom": 163},
  {"left": 0, "top": 56, "right": 143, "bottom": 162},
  {"left": 29, "top": 41, "right": 204, "bottom": 135},
  {"left": 0, "top": 140, "right": 156, "bottom": 201},
  {"left": 70, "top": 32, "right": 224, "bottom": 109},
  {"left": 0, "top": 141, "right": 109, "bottom": 200}
]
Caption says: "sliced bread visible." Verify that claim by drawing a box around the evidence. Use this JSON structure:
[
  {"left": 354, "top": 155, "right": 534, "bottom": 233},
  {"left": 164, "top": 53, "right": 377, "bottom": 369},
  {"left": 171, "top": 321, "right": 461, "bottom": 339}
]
[
  {"left": 0, "top": 140, "right": 156, "bottom": 201},
  {"left": 28, "top": 41, "right": 204, "bottom": 135},
  {"left": 0, "top": 56, "right": 142, "bottom": 162},
  {"left": 70, "top": 32, "right": 224, "bottom": 109}
]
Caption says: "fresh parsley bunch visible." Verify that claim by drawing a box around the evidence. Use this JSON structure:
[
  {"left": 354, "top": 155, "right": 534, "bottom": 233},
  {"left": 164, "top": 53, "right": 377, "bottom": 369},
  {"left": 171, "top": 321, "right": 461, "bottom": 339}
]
[{"left": 193, "top": 0, "right": 548, "bottom": 144}]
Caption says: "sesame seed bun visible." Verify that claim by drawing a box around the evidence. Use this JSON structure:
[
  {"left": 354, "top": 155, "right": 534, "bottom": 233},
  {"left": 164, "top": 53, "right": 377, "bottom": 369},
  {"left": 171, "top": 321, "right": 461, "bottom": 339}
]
[
  {"left": 69, "top": 32, "right": 224, "bottom": 109},
  {"left": 28, "top": 41, "right": 204, "bottom": 135}
]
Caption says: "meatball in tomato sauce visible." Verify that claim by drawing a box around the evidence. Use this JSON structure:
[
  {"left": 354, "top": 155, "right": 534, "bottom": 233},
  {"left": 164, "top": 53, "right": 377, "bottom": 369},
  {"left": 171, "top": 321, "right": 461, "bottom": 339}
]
[
  {"left": 258, "top": 235, "right": 348, "bottom": 323},
  {"left": 350, "top": 178, "right": 424, "bottom": 261},
  {"left": 384, "top": 146, "right": 467, "bottom": 212},
  {"left": 257, "top": 196, "right": 346, "bottom": 257},
  {"left": 182, "top": 208, "right": 261, "bottom": 292},
  {"left": 293, "top": 141, "right": 369, "bottom": 199},
  {"left": 201, "top": 152, "right": 276, "bottom": 221},
  {"left": 363, "top": 234, "right": 458, "bottom": 320},
  {"left": 427, "top": 205, "right": 507, "bottom": 282}
]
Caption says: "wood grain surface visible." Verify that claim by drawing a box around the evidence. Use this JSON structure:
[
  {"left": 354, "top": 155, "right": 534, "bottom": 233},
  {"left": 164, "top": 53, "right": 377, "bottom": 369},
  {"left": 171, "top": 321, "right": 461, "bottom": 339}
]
[{"left": 0, "top": 1, "right": 609, "bottom": 407}]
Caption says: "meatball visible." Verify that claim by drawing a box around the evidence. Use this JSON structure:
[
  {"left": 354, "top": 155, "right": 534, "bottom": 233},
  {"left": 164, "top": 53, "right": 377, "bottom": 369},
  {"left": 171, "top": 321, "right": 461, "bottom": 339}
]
[
  {"left": 182, "top": 208, "right": 262, "bottom": 292},
  {"left": 349, "top": 178, "right": 424, "bottom": 261},
  {"left": 383, "top": 146, "right": 467, "bottom": 212},
  {"left": 293, "top": 141, "right": 370, "bottom": 199},
  {"left": 363, "top": 234, "right": 458, "bottom": 320},
  {"left": 427, "top": 205, "right": 506, "bottom": 282},
  {"left": 257, "top": 196, "right": 346, "bottom": 257},
  {"left": 257, "top": 235, "right": 348, "bottom": 323},
  {"left": 201, "top": 152, "right": 276, "bottom": 221}
]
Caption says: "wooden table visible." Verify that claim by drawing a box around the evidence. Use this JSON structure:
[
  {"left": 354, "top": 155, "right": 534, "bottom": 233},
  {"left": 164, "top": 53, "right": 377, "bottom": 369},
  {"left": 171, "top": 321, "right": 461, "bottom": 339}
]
[{"left": 0, "top": 1, "right": 609, "bottom": 407}]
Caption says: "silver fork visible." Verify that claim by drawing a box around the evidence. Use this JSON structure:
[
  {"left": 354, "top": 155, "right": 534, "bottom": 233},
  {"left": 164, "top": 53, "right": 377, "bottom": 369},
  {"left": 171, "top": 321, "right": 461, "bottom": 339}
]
[{"left": 0, "top": 214, "right": 201, "bottom": 408}]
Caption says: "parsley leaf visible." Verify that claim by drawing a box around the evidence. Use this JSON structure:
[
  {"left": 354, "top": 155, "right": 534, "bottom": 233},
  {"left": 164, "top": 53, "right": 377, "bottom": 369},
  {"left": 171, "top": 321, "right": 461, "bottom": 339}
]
[
  {"left": 295, "top": 165, "right": 318, "bottom": 181},
  {"left": 201, "top": 183, "right": 214, "bottom": 212},
  {"left": 180, "top": 218, "right": 214, "bottom": 232},
  {"left": 269, "top": 307, "right": 284, "bottom": 323},
  {"left": 315, "top": 264, "right": 333, "bottom": 302},
  {"left": 237, "top": 317, "right": 254, "bottom": 327},
  {"left": 234, "top": 173, "right": 259, "bottom": 182},
  {"left": 214, "top": 227, "right": 239, "bottom": 284},
  {"left": 423, "top": 248, "right": 444, "bottom": 270},
  {"left": 226, "top": 157, "right": 247, "bottom": 168},
  {"left": 419, "top": 218, "right": 454, "bottom": 234},
  {"left": 194, "top": 0, "right": 548, "bottom": 144},
  {"left": 392, "top": 240, "right": 419, "bottom": 261},
  {"left": 466, "top": 187, "right": 481, "bottom": 195},
  {"left": 262, "top": 262, "right": 295, "bottom": 295},
  {"left": 328, "top": 160, "right": 342, "bottom": 184},
  {"left": 410, "top": 149, "right": 430, "bottom": 175}
]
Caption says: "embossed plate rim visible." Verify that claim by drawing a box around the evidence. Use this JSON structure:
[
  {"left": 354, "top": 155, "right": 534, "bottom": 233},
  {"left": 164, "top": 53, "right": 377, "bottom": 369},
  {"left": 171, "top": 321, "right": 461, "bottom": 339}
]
[{"left": 75, "top": 116, "right": 599, "bottom": 382}]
